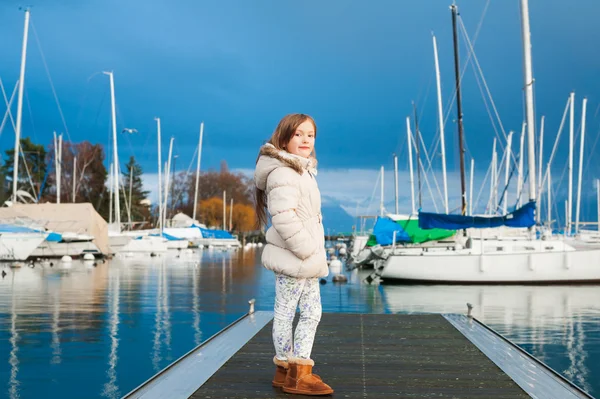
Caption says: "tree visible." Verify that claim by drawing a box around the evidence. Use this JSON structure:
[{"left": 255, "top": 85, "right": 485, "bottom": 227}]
[
  {"left": 180, "top": 161, "right": 254, "bottom": 218},
  {"left": 0, "top": 137, "right": 48, "bottom": 201},
  {"left": 231, "top": 203, "right": 257, "bottom": 232},
  {"left": 198, "top": 196, "right": 256, "bottom": 233},
  {"left": 120, "top": 156, "right": 151, "bottom": 226},
  {"left": 199, "top": 197, "right": 225, "bottom": 228},
  {"left": 43, "top": 140, "right": 109, "bottom": 211}
]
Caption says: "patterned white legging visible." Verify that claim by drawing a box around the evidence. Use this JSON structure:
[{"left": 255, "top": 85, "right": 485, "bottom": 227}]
[{"left": 273, "top": 273, "right": 322, "bottom": 361}]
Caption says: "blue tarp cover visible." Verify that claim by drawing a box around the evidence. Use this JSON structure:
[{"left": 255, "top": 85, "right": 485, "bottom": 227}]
[
  {"left": 419, "top": 201, "right": 536, "bottom": 230},
  {"left": 46, "top": 232, "right": 62, "bottom": 242},
  {"left": 198, "top": 227, "right": 234, "bottom": 239},
  {"left": 373, "top": 217, "right": 411, "bottom": 245},
  {"left": 0, "top": 224, "right": 39, "bottom": 233}
]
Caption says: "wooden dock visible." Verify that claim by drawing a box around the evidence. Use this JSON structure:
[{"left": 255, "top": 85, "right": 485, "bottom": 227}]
[{"left": 125, "top": 312, "right": 593, "bottom": 399}]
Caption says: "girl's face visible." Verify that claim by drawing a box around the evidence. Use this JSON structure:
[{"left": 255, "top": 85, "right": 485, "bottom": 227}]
[{"left": 286, "top": 120, "right": 315, "bottom": 158}]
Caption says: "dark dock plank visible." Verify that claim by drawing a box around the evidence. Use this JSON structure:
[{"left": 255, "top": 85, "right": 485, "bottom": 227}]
[{"left": 190, "top": 314, "right": 529, "bottom": 398}]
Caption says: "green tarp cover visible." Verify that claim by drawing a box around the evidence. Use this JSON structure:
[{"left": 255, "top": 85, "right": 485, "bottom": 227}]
[{"left": 366, "top": 218, "right": 454, "bottom": 246}]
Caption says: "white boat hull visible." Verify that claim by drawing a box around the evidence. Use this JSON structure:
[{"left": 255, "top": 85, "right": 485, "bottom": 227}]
[
  {"left": 0, "top": 233, "right": 48, "bottom": 261},
  {"left": 31, "top": 241, "right": 102, "bottom": 258},
  {"left": 166, "top": 240, "right": 189, "bottom": 250},
  {"left": 381, "top": 239, "right": 600, "bottom": 283},
  {"left": 109, "top": 234, "right": 168, "bottom": 254},
  {"left": 196, "top": 238, "right": 241, "bottom": 248}
]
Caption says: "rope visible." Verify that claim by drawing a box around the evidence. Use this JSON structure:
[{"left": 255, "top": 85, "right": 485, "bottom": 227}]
[
  {"left": 24, "top": 88, "right": 38, "bottom": 142},
  {"left": 458, "top": 18, "right": 511, "bottom": 153},
  {"left": 440, "top": 1, "right": 491, "bottom": 138},
  {"left": 414, "top": 129, "right": 444, "bottom": 207},
  {"left": 365, "top": 168, "right": 381, "bottom": 217},
  {"left": 540, "top": 96, "right": 571, "bottom": 190},
  {"left": 0, "top": 78, "right": 18, "bottom": 140},
  {"left": 473, "top": 156, "right": 493, "bottom": 214},
  {"left": 419, "top": 1, "right": 491, "bottom": 210},
  {"left": 30, "top": 19, "right": 71, "bottom": 142}
]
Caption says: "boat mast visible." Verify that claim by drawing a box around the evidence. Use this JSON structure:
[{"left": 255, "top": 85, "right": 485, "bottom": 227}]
[
  {"left": 393, "top": 154, "right": 399, "bottom": 214},
  {"left": 406, "top": 117, "right": 416, "bottom": 214},
  {"left": 536, "top": 116, "right": 545, "bottom": 223},
  {"left": 450, "top": 4, "right": 467, "bottom": 215},
  {"left": 520, "top": 0, "right": 537, "bottom": 204},
  {"left": 193, "top": 122, "right": 204, "bottom": 221},
  {"left": 155, "top": 117, "right": 163, "bottom": 232},
  {"left": 568, "top": 91, "right": 575, "bottom": 233},
  {"left": 433, "top": 34, "right": 449, "bottom": 213},
  {"left": 12, "top": 8, "right": 30, "bottom": 202},
  {"left": 104, "top": 71, "right": 120, "bottom": 231},
  {"left": 575, "top": 98, "right": 588, "bottom": 233},
  {"left": 412, "top": 102, "right": 422, "bottom": 209},
  {"left": 503, "top": 132, "right": 513, "bottom": 214},
  {"left": 380, "top": 166, "right": 385, "bottom": 217}
]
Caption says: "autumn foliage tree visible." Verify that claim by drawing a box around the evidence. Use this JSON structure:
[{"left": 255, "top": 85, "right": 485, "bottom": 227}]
[
  {"left": 198, "top": 197, "right": 256, "bottom": 232},
  {"left": 170, "top": 161, "right": 257, "bottom": 232}
]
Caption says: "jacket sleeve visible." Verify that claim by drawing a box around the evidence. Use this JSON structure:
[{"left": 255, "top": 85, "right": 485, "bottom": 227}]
[{"left": 267, "top": 168, "right": 318, "bottom": 260}]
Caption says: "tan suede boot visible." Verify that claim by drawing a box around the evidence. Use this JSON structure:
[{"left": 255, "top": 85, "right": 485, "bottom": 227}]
[
  {"left": 272, "top": 357, "right": 288, "bottom": 388},
  {"left": 282, "top": 357, "right": 334, "bottom": 396}
]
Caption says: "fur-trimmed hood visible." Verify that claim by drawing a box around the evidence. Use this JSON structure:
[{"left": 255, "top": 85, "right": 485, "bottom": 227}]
[{"left": 254, "top": 143, "right": 317, "bottom": 191}]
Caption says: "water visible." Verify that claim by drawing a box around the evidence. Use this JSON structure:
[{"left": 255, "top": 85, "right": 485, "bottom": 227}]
[{"left": 0, "top": 248, "right": 599, "bottom": 398}]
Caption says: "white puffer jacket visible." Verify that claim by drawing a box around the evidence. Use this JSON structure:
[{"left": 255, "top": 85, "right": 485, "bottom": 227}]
[{"left": 254, "top": 143, "right": 328, "bottom": 278}]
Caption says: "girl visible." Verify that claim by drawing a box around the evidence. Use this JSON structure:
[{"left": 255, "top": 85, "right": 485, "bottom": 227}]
[{"left": 254, "top": 114, "right": 333, "bottom": 396}]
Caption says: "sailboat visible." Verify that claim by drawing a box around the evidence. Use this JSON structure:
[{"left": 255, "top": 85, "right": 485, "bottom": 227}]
[
  {"left": 375, "top": 0, "right": 600, "bottom": 283},
  {"left": 103, "top": 72, "right": 167, "bottom": 256}
]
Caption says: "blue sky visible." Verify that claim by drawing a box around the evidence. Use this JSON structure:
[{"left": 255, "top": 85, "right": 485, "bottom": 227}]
[{"left": 1, "top": 0, "right": 600, "bottom": 221}]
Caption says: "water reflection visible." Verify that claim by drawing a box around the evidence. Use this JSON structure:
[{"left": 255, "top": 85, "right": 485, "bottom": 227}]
[
  {"left": 51, "top": 288, "right": 61, "bottom": 365},
  {"left": 151, "top": 262, "right": 171, "bottom": 372},
  {"left": 192, "top": 263, "right": 202, "bottom": 346},
  {"left": 380, "top": 284, "right": 600, "bottom": 395},
  {"left": 0, "top": 251, "right": 599, "bottom": 398},
  {"left": 102, "top": 268, "right": 120, "bottom": 399},
  {"left": 8, "top": 272, "right": 19, "bottom": 399}
]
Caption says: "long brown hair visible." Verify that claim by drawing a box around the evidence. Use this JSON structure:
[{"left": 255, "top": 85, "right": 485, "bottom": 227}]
[{"left": 255, "top": 113, "right": 317, "bottom": 228}]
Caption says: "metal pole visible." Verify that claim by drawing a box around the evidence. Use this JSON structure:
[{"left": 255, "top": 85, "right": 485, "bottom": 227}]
[
  {"left": 193, "top": 122, "right": 204, "bottom": 221},
  {"left": 163, "top": 138, "right": 174, "bottom": 229},
  {"left": 72, "top": 156, "right": 76, "bottom": 203},
  {"left": 547, "top": 164, "right": 552, "bottom": 227},
  {"left": 57, "top": 134, "right": 62, "bottom": 203},
  {"left": 12, "top": 9, "right": 30, "bottom": 202},
  {"left": 223, "top": 190, "right": 227, "bottom": 230},
  {"left": 469, "top": 158, "right": 475, "bottom": 215},
  {"left": 406, "top": 117, "right": 416, "bottom": 214},
  {"left": 109, "top": 163, "right": 113, "bottom": 225},
  {"left": 433, "top": 33, "right": 449, "bottom": 213},
  {"left": 451, "top": 4, "right": 467, "bottom": 215},
  {"left": 517, "top": 123, "right": 526, "bottom": 208},
  {"left": 380, "top": 166, "right": 384, "bottom": 217},
  {"left": 575, "top": 98, "right": 588, "bottom": 233},
  {"left": 393, "top": 154, "right": 399, "bottom": 214},
  {"left": 53, "top": 132, "right": 58, "bottom": 203},
  {"left": 104, "top": 71, "right": 120, "bottom": 230},
  {"left": 520, "top": 0, "right": 537, "bottom": 202},
  {"left": 568, "top": 92, "right": 575, "bottom": 233},
  {"left": 537, "top": 116, "right": 545, "bottom": 222},
  {"left": 229, "top": 198, "right": 233, "bottom": 231},
  {"left": 412, "top": 102, "right": 422, "bottom": 209},
  {"left": 155, "top": 117, "right": 163, "bottom": 231},
  {"left": 128, "top": 161, "right": 134, "bottom": 226},
  {"left": 170, "top": 155, "right": 178, "bottom": 219},
  {"left": 504, "top": 132, "right": 513, "bottom": 214}
]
